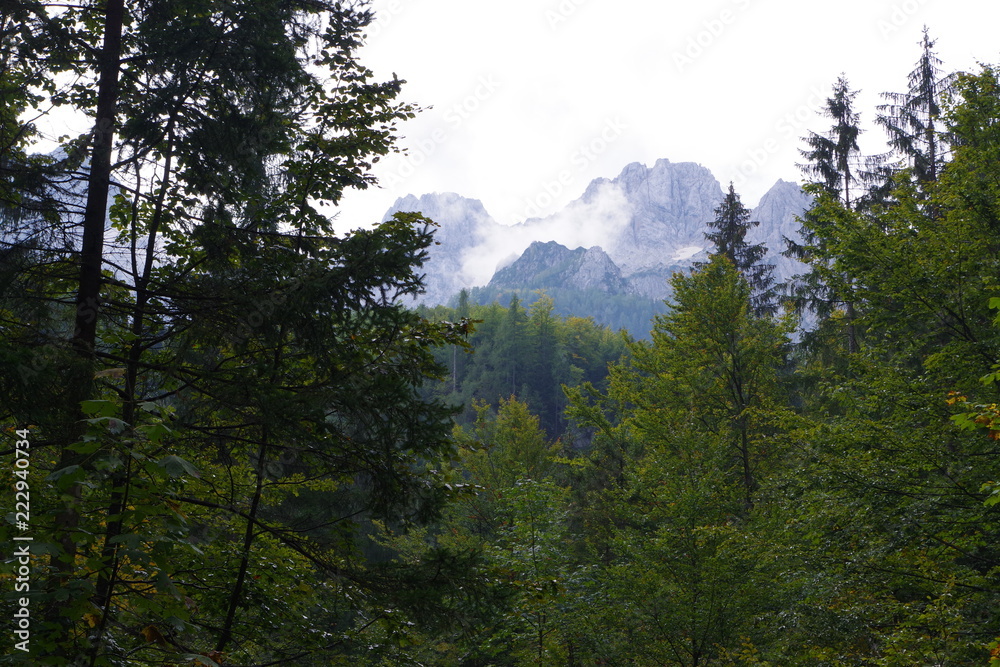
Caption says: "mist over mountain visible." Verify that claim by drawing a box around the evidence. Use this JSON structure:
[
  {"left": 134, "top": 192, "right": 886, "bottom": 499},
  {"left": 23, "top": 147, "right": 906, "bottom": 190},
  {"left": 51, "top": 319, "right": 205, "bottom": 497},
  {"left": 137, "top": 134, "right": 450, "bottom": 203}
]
[
  {"left": 381, "top": 192, "right": 505, "bottom": 306},
  {"left": 383, "top": 158, "right": 812, "bottom": 327}
]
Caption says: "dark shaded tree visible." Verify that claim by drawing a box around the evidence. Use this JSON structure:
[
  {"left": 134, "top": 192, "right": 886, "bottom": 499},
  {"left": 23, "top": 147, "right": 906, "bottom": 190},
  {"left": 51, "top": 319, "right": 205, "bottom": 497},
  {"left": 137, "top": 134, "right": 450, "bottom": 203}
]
[
  {"left": 0, "top": 2, "right": 477, "bottom": 664},
  {"left": 875, "top": 27, "right": 956, "bottom": 196},
  {"left": 702, "top": 182, "right": 776, "bottom": 317}
]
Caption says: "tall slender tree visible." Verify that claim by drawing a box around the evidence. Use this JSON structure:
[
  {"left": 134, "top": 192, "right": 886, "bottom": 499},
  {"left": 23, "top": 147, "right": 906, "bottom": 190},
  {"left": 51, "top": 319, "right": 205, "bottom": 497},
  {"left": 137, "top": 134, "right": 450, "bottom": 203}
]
[
  {"left": 788, "top": 75, "right": 870, "bottom": 352},
  {"left": 875, "top": 27, "right": 955, "bottom": 193},
  {"left": 797, "top": 75, "right": 869, "bottom": 210}
]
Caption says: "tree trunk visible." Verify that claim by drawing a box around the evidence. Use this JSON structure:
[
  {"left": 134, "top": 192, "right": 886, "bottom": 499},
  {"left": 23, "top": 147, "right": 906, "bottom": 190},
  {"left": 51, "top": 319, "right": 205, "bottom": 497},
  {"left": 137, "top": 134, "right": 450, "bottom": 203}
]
[
  {"left": 48, "top": 0, "right": 125, "bottom": 655},
  {"left": 73, "top": 0, "right": 124, "bottom": 357}
]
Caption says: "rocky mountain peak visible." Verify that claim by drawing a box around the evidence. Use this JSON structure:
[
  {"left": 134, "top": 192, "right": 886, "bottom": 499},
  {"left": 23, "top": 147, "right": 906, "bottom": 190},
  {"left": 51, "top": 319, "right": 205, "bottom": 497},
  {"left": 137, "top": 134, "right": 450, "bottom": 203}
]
[
  {"left": 383, "top": 192, "right": 497, "bottom": 243},
  {"left": 384, "top": 192, "right": 503, "bottom": 305},
  {"left": 385, "top": 161, "right": 811, "bottom": 309},
  {"left": 490, "top": 241, "right": 628, "bottom": 295},
  {"left": 564, "top": 160, "right": 725, "bottom": 280}
]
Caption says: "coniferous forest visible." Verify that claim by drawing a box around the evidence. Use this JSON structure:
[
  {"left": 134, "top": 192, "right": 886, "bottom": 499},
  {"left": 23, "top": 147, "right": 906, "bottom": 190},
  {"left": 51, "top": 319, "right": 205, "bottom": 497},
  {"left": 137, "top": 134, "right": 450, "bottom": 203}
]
[{"left": 1, "top": 4, "right": 999, "bottom": 666}]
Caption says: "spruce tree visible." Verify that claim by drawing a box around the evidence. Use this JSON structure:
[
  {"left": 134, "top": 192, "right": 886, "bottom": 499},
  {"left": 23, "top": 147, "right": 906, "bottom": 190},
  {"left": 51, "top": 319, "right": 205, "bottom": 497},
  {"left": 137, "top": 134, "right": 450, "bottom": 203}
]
[
  {"left": 702, "top": 182, "right": 776, "bottom": 317},
  {"left": 797, "top": 75, "right": 868, "bottom": 210},
  {"left": 875, "top": 27, "right": 955, "bottom": 192},
  {"left": 787, "top": 76, "right": 871, "bottom": 351}
]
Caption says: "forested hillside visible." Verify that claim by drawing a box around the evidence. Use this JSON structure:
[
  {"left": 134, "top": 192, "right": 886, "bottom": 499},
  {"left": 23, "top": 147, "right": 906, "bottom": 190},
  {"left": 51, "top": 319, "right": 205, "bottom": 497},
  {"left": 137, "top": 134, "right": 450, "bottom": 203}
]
[
  {"left": 416, "top": 291, "right": 627, "bottom": 437},
  {"left": 2, "top": 5, "right": 999, "bottom": 666}
]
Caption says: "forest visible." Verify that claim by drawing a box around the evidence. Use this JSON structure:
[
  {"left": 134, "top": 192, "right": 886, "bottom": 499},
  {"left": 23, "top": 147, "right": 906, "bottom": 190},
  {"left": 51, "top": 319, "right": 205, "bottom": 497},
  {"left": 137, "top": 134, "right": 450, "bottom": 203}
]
[{"left": 1, "top": 2, "right": 999, "bottom": 665}]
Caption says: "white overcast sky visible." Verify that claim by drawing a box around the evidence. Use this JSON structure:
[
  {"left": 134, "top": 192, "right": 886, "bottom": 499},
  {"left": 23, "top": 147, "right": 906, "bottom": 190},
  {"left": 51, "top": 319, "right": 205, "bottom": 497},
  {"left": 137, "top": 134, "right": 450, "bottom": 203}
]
[{"left": 335, "top": 0, "right": 1000, "bottom": 230}]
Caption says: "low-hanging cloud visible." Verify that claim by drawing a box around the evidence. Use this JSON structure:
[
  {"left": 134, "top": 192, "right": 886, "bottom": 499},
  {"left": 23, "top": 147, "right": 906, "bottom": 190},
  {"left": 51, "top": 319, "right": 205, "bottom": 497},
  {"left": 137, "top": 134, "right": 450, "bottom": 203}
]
[{"left": 457, "top": 179, "right": 634, "bottom": 287}]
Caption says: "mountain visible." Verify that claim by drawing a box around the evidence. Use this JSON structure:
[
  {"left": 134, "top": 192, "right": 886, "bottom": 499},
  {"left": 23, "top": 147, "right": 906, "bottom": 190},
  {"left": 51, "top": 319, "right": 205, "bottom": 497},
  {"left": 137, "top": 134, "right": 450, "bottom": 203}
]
[
  {"left": 381, "top": 192, "right": 503, "bottom": 305},
  {"left": 746, "top": 178, "right": 813, "bottom": 280},
  {"left": 384, "top": 159, "right": 811, "bottom": 327},
  {"left": 574, "top": 159, "right": 723, "bottom": 279},
  {"left": 490, "top": 241, "right": 628, "bottom": 295}
]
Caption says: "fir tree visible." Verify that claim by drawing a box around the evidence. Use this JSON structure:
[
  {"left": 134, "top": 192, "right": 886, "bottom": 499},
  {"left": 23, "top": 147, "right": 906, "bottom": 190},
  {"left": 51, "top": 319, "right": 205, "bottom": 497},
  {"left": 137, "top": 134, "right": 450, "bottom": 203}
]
[
  {"left": 878, "top": 28, "right": 953, "bottom": 183},
  {"left": 788, "top": 76, "right": 871, "bottom": 352}
]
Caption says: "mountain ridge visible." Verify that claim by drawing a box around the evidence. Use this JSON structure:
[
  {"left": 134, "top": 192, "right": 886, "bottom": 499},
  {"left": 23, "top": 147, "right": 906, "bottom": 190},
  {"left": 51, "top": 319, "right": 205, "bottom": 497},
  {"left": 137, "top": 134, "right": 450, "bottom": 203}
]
[{"left": 383, "top": 159, "right": 812, "bottom": 318}]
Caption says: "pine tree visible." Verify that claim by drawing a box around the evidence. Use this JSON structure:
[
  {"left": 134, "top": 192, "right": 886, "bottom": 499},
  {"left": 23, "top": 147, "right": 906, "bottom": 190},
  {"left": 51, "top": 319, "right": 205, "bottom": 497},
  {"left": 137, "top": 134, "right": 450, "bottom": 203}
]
[
  {"left": 498, "top": 294, "right": 529, "bottom": 396},
  {"left": 702, "top": 182, "right": 776, "bottom": 317},
  {"left": 788, "top": 76, "right": 871, "bottom": 352}
]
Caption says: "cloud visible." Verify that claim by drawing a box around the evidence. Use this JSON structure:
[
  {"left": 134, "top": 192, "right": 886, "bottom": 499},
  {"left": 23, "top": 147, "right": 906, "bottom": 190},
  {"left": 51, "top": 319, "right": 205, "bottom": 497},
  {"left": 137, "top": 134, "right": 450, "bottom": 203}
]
[{"left": 457, "top": 180, "right": 633, "bottom": 287}]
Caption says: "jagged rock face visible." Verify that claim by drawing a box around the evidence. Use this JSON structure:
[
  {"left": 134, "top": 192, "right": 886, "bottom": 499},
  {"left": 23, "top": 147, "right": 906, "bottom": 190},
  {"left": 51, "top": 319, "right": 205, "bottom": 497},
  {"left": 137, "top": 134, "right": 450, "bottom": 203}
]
[
  {"left": 383, "top": 161, "right": 812, "bottom": 307},
  {"left": 490, "top": 241, "right": 628, "bottom": 294},
  {"left": 584, "top": 159, "right": 724, "bottom": 276},
  {"left": 750, "top": 179, "right": 811, "bottom": 246},
  {"left": 383, "top": 193, "right": 497, "bottom": 245},
  {"left": 575, "top": 246, "right": 629, "bottom": 293},
  {"left": 509, "top": 159, "right": 724, "bottom": 300},
  {"left": 747, "top": 179, "right": 813, "bottom": 282},
  {"left": 382, "top": 192, "right": 502, "bottom": 305}
]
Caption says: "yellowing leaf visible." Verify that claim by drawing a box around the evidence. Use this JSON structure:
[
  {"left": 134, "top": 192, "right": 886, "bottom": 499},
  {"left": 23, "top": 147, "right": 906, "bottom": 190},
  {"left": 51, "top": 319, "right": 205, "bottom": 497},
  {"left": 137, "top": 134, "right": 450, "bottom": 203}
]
[{"left": 141, "top": 624, "right": 166, "bottom": 645}]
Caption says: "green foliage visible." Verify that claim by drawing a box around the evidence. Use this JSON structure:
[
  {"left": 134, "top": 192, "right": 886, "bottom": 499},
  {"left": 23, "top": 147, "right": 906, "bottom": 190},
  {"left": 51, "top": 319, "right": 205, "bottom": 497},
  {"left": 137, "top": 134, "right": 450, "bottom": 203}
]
[
  {"left": 763, "top": 63, "right": 1000, "bottom": 665},
  {"left": 0, "top": 2, "right": 473, "bottom": 664},
  {"left": 7, "top": 5, "right": 1000, "bottom": 664},
  {"left": 417, "top": 291, "right": 627, "bottom": 438},
  {"left": 368, "top": 397, "right": 587, "bottom": 664},
  {"left": 470, "top": 284, "right": 668, "bottom": 338},
  {"left": 702, "top": 183, "right": 776, "bottom": 316},
  {"left": 565, "top": 257, "right": 794, "bottom": 664}
]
